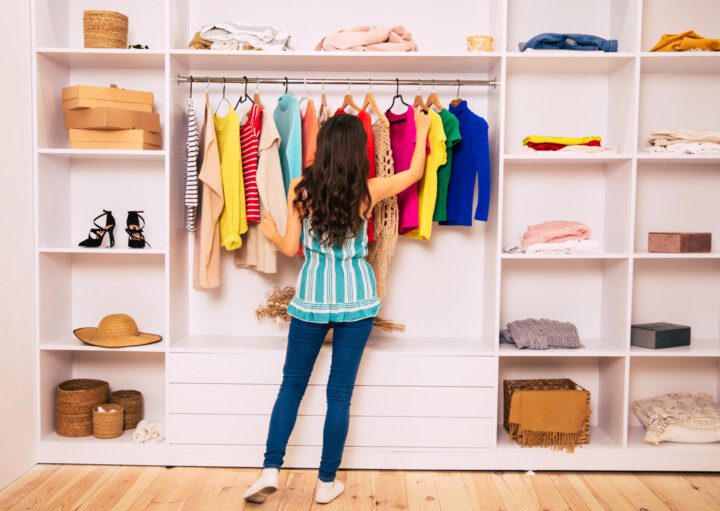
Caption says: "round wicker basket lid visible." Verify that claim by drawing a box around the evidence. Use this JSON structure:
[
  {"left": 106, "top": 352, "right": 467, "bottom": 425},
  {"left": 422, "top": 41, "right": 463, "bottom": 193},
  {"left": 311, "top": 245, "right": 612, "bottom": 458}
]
[{"left": 74, "top": 314, "right": 162, "bottom": 348}]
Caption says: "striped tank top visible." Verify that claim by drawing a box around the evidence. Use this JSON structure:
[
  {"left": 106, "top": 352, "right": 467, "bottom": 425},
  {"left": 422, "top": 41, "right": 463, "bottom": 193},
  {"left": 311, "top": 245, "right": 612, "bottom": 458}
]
[{"left": 288, "top": 218, "right": 381, "bottom": 323}]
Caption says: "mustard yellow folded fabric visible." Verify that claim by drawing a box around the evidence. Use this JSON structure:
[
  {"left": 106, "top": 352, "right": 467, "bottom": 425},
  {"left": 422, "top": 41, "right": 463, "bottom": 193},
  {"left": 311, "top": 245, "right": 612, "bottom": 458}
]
[
  {"left": 650, "top": 30, "right": 720, "bottom": 52},
  {"left": 522, "top": 135, "right": 602, "bottom": 146}
]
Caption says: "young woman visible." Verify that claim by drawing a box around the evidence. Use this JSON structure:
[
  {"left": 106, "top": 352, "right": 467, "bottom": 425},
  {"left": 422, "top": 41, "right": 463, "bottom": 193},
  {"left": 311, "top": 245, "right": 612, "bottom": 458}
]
[{"left": 244, "top": 107, "right": 431, "bottom": 505}]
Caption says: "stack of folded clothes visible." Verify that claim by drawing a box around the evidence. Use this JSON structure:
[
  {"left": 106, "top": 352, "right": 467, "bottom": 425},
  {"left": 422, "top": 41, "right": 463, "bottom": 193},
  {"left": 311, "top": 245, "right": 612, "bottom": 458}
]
[
  {"left": 500, "top": 318, "right": 583, "bottom": 350},
  {"left": 644, "top": 129, "right": 720, "bottom": 155},
  {"left": 650, "top": 30, "right": 720, "bottom": 52},
  {"left": 519, "top": 33, "right": 618, "bottom": 52},
  {"left": 188, "top": 23, "right": 291, "bottom": 51},
  {"left": 632, "top": 393, "right": 720, "bottom": 445},
  {"left": 504, "top": 220, "right": 601, "bottom": 254},
  {"left": 515, "top": 135, "right": 617, "bottom": 155}
]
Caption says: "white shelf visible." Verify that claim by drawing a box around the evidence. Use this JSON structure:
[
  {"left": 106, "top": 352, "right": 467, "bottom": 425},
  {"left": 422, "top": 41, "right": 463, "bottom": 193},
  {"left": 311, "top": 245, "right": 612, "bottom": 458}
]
[
  {"left": 35, "top": 48, "right": 166, "bottom": 69},
  {"left": 640, "top": 52, "right": 720, "bottom": 73},
  {"left": 630, "top": 338, "right": 720, "bottom": 357},
  {"left": 499, "top": 338, "right": 625, "bottom": 357},
  {"left": 38, "top": 247, "right": 166, "bottom": 255},
  {"left": 503, "top": 154, "right": 633, "bottom": 165},
  {"left": 37, "top": 148, "right": 166, "bottom": 160},
  {"left": 496, "top": 424, "right": 621, "bottom": 450},
  {"left": 627, "top": 426, "right": 720, "bottom": 452},
  {"left": 40, "top": 335, "right": 167, "bottom": 352},
  {"left": 172, "top": 335, "right": 496, "bottom": 356},
  {"left": 502, "top": 252, "right": 628, "bottom": 260},
  {"left": 636, "top": 153, "right": 720, "bottom": 165},
  {"left": 506, "top": 53, "right": 635, "bottom": 73},
  {"left": 169, "top": 49, "right": 502, "bottom": 73},
  {"left": 633, "top": 251, "right": 720, "bottom": 259}
]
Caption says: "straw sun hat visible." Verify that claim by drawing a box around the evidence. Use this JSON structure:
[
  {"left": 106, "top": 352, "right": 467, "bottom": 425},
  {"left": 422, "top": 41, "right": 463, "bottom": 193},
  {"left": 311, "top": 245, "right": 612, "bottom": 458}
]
[{"left": 73, "top": 314, "right": 162, "bottom": 348}]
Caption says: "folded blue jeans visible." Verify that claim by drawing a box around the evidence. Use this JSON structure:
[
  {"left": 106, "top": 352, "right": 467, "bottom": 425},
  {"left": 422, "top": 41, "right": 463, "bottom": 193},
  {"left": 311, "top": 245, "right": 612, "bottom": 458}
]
[
  {"left": 263, "top": 316, "right": 373, "bottom": 482},
  {"left": 520, "top": 33, "right": 618, "bottom": 52}
]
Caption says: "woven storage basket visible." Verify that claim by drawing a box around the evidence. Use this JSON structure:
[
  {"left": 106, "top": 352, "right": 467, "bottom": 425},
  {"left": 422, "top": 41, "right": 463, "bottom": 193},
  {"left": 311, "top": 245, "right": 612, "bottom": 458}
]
[
  {"left": 93, "top": 404, "right": 125, "bottom": 439},
  {"left": 56, "top": 379, "right": 109, "bottom": 437},
  {"left": 467, "top": 35, "right": 494, "bottom": 52},
  {"left": 110, "top": 390, "right": 143, "bottom": 429},
  {"left": 503, "top": 378, "right": 591, "bottom": 445},
  {"left": 83, "top": 10, "right": 128, "bottom": 49}
]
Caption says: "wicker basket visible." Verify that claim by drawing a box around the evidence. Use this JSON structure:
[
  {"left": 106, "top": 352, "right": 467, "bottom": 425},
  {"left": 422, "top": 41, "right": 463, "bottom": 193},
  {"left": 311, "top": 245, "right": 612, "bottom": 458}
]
[
  {"left": 503, "top": 378, "right": 591, "bottom": 445},
  {"left": 110, "top": 390, "right": 143, "bottom": 429},
  {"left": 467, "top": 35, "right": 494, "bottom": 52},
  {"left": 83, "top": 10, "right": 128, "bottom": 49},
  {"left": 93, "top": 404, "right": 125, "bottom": 439},
  {"left": 56, "top": 379, "right": 109, "bottom": 437}
]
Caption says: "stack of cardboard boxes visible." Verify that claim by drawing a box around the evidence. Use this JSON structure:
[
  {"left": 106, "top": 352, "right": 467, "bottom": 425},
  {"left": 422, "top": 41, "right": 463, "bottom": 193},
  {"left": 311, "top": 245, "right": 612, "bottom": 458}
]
[{"left": 62, "top": 84, "right": 162, "bottom": 150}]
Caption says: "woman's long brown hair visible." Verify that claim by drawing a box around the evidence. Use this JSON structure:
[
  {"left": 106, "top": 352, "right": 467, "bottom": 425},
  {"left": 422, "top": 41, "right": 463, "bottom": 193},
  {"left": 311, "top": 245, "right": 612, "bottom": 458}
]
[{"left": 293, "top": 114, "right": 371, "bottom": 245}]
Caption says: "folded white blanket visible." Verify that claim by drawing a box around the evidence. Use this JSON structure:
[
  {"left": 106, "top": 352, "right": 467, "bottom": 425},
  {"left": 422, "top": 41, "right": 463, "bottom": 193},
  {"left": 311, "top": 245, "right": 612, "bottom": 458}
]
[
  {"left": 525, "top": 239, "right": 601, "bottom": 254},
  {"left": 512, "top": 145, "right": 618, "bottom": 155},
  {"left": 647, "top": 129, "right": 720, "bottom": 146},
  {"left": 632, "top": 393, "right": 720, "bottom": 445},
  {"left": 200, "top": 23, "right": 291, "bottom": 51},
  {"left": 132, "top": 419, "right": 165, "bottom": 444},
  {"left": 644, "top": 142, "right": 720, "bottom": 155}
]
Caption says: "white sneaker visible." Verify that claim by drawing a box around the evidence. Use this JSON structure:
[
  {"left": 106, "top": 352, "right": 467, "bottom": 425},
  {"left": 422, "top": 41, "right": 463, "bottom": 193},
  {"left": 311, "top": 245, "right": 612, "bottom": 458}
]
[
  {"left": 243, "top": 468, "right": 279, "bottom": 503},
  {"left": 314, "top": 479, "right": 345, "bottom": 504}
]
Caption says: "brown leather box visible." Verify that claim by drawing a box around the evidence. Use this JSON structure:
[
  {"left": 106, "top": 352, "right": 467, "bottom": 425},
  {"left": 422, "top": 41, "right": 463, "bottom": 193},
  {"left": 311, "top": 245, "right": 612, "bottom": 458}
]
[{"left": 648, "top": 232, "right": 711, "bottom": 253}]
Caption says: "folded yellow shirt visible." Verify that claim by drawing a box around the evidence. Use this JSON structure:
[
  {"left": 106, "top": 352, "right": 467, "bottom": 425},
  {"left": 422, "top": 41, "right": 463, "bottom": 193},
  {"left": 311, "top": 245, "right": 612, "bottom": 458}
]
[
  {"left": 522, "top": 135, "right": 602, "bottom": 146},
  {"left": 650, "top": 30, "right": 720, "bottom": 52}
]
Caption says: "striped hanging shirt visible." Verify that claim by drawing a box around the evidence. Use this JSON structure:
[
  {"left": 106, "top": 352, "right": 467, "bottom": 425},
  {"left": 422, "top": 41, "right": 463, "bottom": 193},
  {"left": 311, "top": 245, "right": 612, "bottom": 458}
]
[
  {"left": 185, "top": 98, "right": 199, "bottom": 231},
  {"left": 240, "top": 103, "right": 263, "bottom": 222},
  {"left": 288, "top": 218, "right": 381, "bottom": 323}
]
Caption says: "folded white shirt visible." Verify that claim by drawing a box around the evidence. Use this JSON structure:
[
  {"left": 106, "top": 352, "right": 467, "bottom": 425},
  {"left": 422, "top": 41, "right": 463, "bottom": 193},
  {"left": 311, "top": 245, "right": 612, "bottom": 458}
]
[
  {"left": 525, "top": 239, "right": 601, "bottom": 254},
  {"left": 512, "top": 145, "right": 618, "bottom": 155}
]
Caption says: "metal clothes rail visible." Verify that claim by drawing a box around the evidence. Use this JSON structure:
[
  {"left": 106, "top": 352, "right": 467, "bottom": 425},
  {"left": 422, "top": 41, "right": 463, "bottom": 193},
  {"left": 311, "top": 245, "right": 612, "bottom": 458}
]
[{"left": 176, "top": 75, "right": 499, "bottom": 89}]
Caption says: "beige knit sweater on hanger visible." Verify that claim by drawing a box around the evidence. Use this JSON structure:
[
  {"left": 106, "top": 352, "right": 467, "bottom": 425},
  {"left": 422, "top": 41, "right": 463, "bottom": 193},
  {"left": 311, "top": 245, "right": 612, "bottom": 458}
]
[{"left": 234, "top": 108, "right": 288, "bottom": 273}]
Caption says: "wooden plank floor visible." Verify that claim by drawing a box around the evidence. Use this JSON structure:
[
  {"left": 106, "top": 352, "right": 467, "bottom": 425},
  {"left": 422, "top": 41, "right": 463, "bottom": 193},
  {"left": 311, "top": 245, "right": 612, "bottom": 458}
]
[{"left": 1, "top": 466, "right": 719, "bottom": 510}]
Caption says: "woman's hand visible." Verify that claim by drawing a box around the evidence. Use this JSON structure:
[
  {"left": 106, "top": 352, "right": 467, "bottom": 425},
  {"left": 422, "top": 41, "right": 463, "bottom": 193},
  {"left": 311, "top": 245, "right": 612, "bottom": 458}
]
[
  {"left": 414, "top": 105, "right": 431, "bottom": 135},
  {"left": 259, "top": 209, "right": 279, "bottom": 242}
]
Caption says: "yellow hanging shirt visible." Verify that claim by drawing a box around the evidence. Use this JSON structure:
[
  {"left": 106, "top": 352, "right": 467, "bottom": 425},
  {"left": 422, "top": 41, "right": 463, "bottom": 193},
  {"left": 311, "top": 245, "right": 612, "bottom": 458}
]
[
  {"left": 405, "top": 109, "right": 447, "bottom": 240},
  {"left": 214, "top": 109, "right": 248, "bottom": 250}
]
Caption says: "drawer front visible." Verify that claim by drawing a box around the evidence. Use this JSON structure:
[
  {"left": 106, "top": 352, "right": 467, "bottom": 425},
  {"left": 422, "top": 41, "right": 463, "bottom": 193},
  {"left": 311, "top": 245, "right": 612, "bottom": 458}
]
[
  {"left": 168, "top": 384, "right": 496, "bottom": 417},
  {"left": 168, "top": 353, "right": 495, "bottom": 387},
  {"left": 169, "top": 414, "right": 495, "bottom": 448}
]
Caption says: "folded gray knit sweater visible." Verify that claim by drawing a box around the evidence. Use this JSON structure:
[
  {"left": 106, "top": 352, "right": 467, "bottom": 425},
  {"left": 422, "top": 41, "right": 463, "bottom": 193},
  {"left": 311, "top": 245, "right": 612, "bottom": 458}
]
[{"left": 500, "top": 318, "right": 582, "bottom": 350}]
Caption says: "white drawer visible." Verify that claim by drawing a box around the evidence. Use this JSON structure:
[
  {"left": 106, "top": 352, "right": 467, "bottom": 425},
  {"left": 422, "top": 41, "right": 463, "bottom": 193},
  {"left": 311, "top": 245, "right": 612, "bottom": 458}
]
[
  {"left": 167, "top": 353, "right": 495, "bottom": 387},
  {"left": 168, "top": 384, "right": 496, "bottom": 417},
  {"left": 169, "top": 414, "right": 495, "bottom": 448}
]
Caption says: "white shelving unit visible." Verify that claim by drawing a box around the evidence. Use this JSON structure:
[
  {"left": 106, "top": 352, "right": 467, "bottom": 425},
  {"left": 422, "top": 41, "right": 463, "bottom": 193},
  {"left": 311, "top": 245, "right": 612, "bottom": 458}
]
[{"left": 31, "top": 0, "right": 719, "bottom": 470}]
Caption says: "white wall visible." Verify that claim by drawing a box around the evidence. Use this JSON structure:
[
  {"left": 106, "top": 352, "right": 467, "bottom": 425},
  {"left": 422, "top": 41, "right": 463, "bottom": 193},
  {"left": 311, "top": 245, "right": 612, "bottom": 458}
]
[{"left": 0, "top": 0, "right": 36, "bottom": 491}]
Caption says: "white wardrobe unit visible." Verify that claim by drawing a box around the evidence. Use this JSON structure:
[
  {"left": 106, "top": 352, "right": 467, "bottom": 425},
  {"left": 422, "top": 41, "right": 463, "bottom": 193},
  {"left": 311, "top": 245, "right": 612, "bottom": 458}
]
[{"left": 32, "top": 0, "right": 720, "bottom": 471}]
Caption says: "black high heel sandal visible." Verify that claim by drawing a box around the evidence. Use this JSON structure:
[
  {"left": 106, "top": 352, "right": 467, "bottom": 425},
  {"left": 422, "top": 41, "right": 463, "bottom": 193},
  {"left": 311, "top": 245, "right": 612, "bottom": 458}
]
[
  {"left": 78, "top": 210, "right": 116, "bottom": 248},
  {"left": 126, "top": 210, "right": 151, "bottom": 249}
]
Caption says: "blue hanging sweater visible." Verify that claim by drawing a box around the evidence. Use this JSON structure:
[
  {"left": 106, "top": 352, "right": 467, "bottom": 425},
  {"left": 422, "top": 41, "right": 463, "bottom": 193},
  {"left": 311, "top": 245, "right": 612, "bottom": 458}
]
[
  {"left": 273, "top": 93, "right": 302, "bottom": 193},
  {"left": 441, "top": 101, "right": 491, "bottom": 225}
]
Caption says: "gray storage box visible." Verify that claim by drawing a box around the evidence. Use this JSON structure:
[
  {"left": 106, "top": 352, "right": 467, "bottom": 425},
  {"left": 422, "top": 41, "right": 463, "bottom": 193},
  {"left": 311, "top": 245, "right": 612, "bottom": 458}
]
[{"left": 631, "top": 322, "right": 691, "bottom": 349}]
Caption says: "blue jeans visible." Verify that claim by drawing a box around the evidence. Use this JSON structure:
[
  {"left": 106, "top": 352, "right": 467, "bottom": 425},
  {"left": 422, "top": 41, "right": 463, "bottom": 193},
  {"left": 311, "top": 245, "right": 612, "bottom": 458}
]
[
  {"left": 263, "top": 316, "right": 373, "bottom": 482},
  {"left": 520, "top": 33, "right": 618, "bottom": 52}
]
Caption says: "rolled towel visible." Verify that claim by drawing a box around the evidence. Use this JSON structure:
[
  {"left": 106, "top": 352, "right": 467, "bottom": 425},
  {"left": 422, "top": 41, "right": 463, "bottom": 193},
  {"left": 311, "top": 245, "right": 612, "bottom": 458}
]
[{"left": 132, "top": 419, "right": 165, "bottom": 444}]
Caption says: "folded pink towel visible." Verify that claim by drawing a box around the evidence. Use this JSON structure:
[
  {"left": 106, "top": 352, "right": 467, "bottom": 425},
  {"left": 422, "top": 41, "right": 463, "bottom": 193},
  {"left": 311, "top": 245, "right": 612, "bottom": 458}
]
[
  {"left": 520, "top": 220, "right": 591, "bottom": 249},
  {"left": 316, "top": 25, "right": 418, "bottom": 52}
]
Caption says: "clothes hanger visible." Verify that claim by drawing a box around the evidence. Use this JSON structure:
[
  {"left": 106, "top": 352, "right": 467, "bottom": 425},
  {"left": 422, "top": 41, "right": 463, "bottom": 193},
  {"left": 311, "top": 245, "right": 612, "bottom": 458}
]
[
  {"left": 413, "top": 80, "right": 426, "bottom": 109},
  {"left": 234, "top": 76, "right": 254, "bottom": 110},
  {"left": 298, "top": 78, "right": 310, "bottom": 116},
  {"left": 426, "top": 79, "right": 444, "bottom": 112},
  {"left": 339, "top": 79, "right": 361, "bottom": 114},
  {"left": 361, "top": 78, "right": 388, "bottom": 126},
  {"left": 388, "top": 78, "right": 410, "bottom": 119},
  {"left": 320, "top": 77, "right": 329, "bottom": 111},
  {"left": 189, "top": 76, "right": 193, "bottom": 100},
  {"left": 252, "top": 79, "right": 264, "bottom": 108},
  {"left": 450, "top": 79, "right": 464, "bottom": 107},
  {"left": 214, "top": 77, "right": 232, "bottom": 115}
]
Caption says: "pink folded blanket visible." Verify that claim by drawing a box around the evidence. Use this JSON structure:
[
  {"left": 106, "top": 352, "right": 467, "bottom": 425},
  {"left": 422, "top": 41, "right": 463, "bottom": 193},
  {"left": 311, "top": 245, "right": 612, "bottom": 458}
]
[
  {"left": 316, "top": 25, "right": 418, "bottom": 52},
  {"left": 520, "top": 220, "right": 591, "bottom": 249}
]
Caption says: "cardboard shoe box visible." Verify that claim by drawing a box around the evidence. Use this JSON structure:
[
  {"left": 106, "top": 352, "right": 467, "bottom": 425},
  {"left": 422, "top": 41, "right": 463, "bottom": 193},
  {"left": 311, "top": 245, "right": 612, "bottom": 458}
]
[
  {"left": 648, "top": 232, "right": 712, "bottom": 253},
  {"left": 62, "top": 84, "right": 154, "bottom": 113},
  {"left": 64, "top": 107, "right": 161, "bottom": 132},
  {"left": 69, "top": 129, "right": 163, "bottom": 150},
  {"left": 631, "top": 322, "right": 691, "bottom": 349}
]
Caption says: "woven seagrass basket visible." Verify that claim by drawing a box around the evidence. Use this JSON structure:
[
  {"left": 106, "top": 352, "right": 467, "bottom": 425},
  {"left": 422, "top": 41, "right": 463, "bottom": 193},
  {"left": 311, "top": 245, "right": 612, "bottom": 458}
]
[
  {"left": 503, "top": 378, "right": 591, "bottom": 445},
  {"left": 56, "top": 379, "right": 109, "bottom": 437},
  {"left": 110, "top": 390, "right": 143, "bottom": 429},
  {"left": 93, "top": 404, "right": 124, "bottom": 439},
  {"left": 83, "top": 10, "right": 128, "bottom": 49}
]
